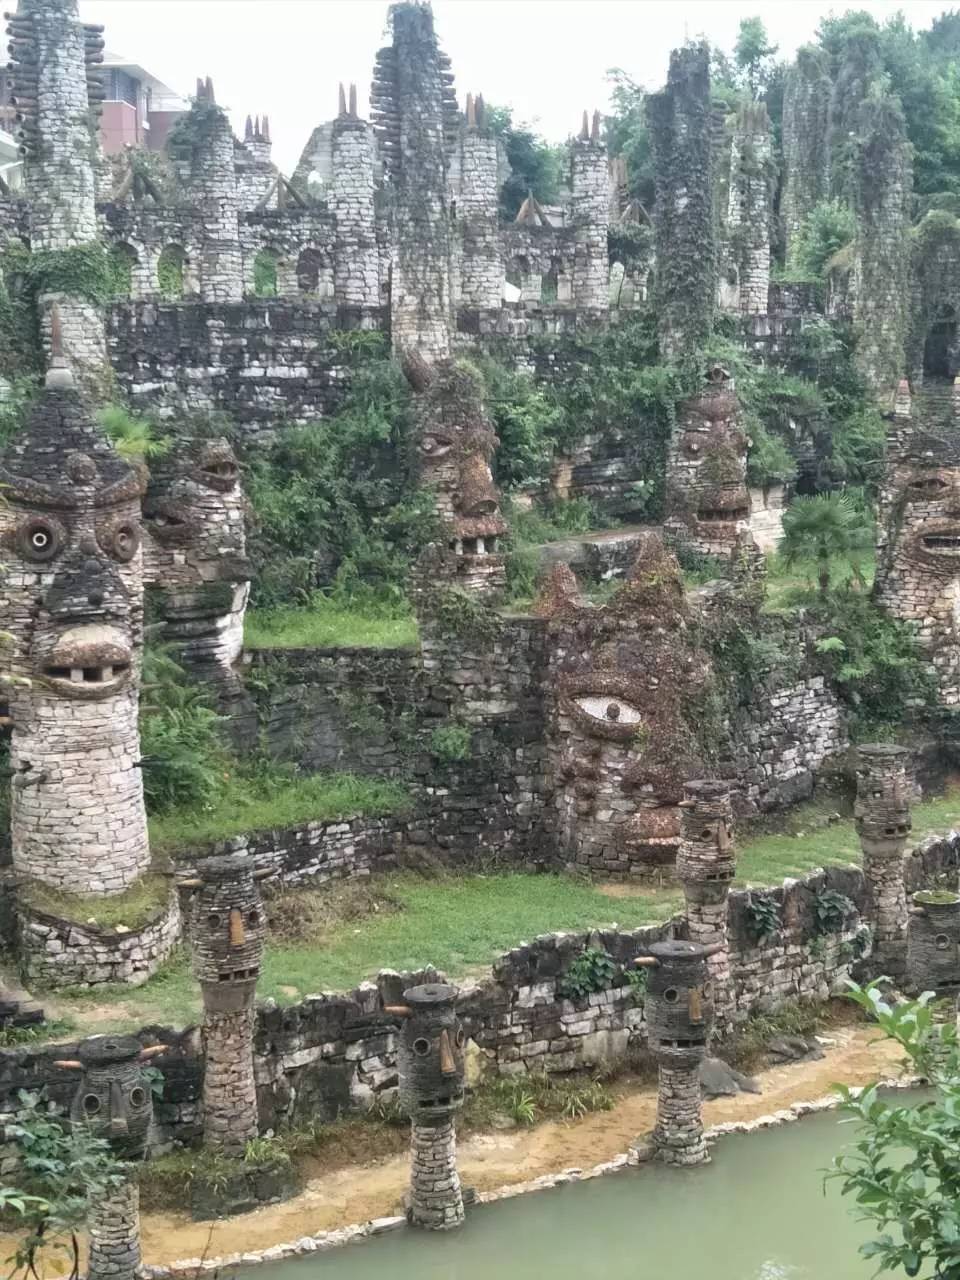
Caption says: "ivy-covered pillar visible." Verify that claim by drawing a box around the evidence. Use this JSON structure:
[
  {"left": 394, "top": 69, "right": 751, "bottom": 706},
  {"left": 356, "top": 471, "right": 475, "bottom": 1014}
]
[
  {"left": 781, "top": 46, "right": 831, "bottom": 259},
  {"left": 184, "top": 854, "right": 266, "bottom": 1154},
  {"left": 647, "top": 43, "right": 716, "bottom": 360},
  {"left": 388, "top": 982, "right": 466, "bottom": 1230},
  {"left": 54, "top": 1034, "right": 164, "bottom": 1280},
  {"left": 676, "top": 781, "right": 736, "bottom": 1025},
  {"left": 8, "top": 0, "right": 109, "bottom": 386},
  {"left": 639, "top": 941, "right": 715, "bottom": 1165},
  {"left": 725, "top": 103, "right": 773, "bottom": 315},
  {"left": 854, "top": 744, "right": 911, "bottom": 981}
]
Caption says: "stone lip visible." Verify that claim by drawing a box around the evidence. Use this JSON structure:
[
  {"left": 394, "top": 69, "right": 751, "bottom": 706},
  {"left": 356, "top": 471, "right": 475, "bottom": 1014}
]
[{"left": 39, "top": 625, "right": 133, "bottom": 700}]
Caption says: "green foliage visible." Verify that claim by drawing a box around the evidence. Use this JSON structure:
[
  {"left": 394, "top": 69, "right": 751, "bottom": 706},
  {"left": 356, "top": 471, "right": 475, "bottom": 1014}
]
[
  {"left": 156, "top": 244, "right": 185, "bottom": 300},
  {"left": 474, "top": 357, "right": 558, "bottom": 489},
  {"left": 780, "top": 493, "right": 873, "bottom": 596},
  {"left": 11, "top": 242, "right": 118, "bottom": 306},
  {"left": 745, "top": 892, "right": 782, "bottom": 944},
  {"left": 97, "top": 403, "right": 171, "bottom": 459},
  {"left": 420, "top": 585, "right": 502, "bottom": 645},
  {"left": 138, "top": 646, "right": 229, "bottom": 815},
  {"left": 624, "top": 965, "right": 648, "bottom": 1005},
  {"left": 734, "top": 17, "right": 779, "bottom": 96},
  {"left": 476, "top": 1072, "right": 613, "bottom": 1128},
  {"left": 106, "top": 244, "right": 135, "bottom": 300},
  {"left": 4, "top": 1090, "right": 126, "bottom": 1280},
  {"left": 247, "top": 357, "right": 436, "bottom": 608},
  {"left": 253, "top": 250, "right": 279, "bottom": 298},
  {"left": 605, "top": 69, "right": 654, "bottom": 208},
  {"left": 813, "top": 888, "right": 853, "bottom": 936},
  {"left": 429, "top": 723, "right": 472, "bottom": 765},
  {"left": 556, "top": 947, "right": 617, "bottom": 1001},
  {"left": 501, "top": 497, "right": 603, "bottom": 604},
  {"left": 245, "top": 594, "right": 418, "bottom": 650},
  {"left": 831, "top": 983, "right": 960, "bottom": 1278},
  {"left": 485, "top": 104, "right": 565, "bottom": 219},
  {"left": 745, "top": 419, "right": 796, "bottom": 487},
  {"left": 783, "top": 200, "right": 856, "bottom": 281}
]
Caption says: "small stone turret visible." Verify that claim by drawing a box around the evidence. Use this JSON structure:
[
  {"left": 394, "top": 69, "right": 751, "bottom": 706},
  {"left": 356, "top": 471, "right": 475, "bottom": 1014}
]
[
  {"left": 332, "top": 84, "right": 380, "bottom": 311},
  {"left": 570, "top": 109, "right": 609, "bottom": 311},
  {"left": 854, "top": 744, "right": 911, "bottom": 979},
  {"left": 389, "top": 982, "right": 465, "bottom": 1230},
  {"left": 907, "top": 891, "right": 960, "bottom": 996},
  {"left": 641, "top": 940, "right": 715, "bottom": 1165},
  {"left": 455, "top": 92, "right": 503, "bottom": 310},
  {"left": 55, "top": 1034, "right": 163, "bottom": 1280},
  {"left": 185, "top": 854, "right": 265, "bottom": 1153},
  {"left": 676, "top": 780, "right": 735, "bottom": 1023},
  {"left": 176, "top": 86, "right": 243, "bottom": 303}
]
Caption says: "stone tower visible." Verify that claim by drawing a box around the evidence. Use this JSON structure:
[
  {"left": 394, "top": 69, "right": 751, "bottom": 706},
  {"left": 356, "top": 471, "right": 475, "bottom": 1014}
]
[
  {"left": 907, "top": 890, "right": 960, "bottom": 996},
  {"left": 781, "top": 46, "right": 831, "bottom": 258},
  {"left": 454, "top": 93, "right": 503, "bottom": 311},
  {"left": 647, "top": 43, "right": 715, "bottom": 360},
  {"left": 388, "top": 982, "right": 466, "bottom": 1230},
  {"left": 639, "top": 940, "right": 715, "bottom": 1165},
  {"left": 404, "top": 354, "right": 507, "bottom": 596},
  {"left": 185, "top": 854, "right": 265, "bottom": 1154},
  {"left": 664, "top": 365, "right": 751, "bottom": 558},
  {"left": 676, "top": 780, "right": 736, "bottom": 1025},
  {"left": 142, "top": 435, "right": 252, "bottom": 722},
  {"left": 571, "top": 110, "right": 610, "bottom": 311},
  {"left": 175, "top": 83, "right": 243, "bottom": 303},
  {"left": 7, "top": 0, "right": 108, "bottom": 382},
  {"left": 725, "top": 102, "right": 772, "bottom": 315},
  {"left": 55, "top": 1034, "right": 164, "bottom": 1280},
  {"left": 0, "top": 345, "right": 150, "bottom": 898},
  {"left": 874, "top": 384, "right": 960, "bottom": 706},
  {"left": 331, "top": 85, "right": 381, "bottom": 311},
  {"left": 855, "top": 744, "right": 911, "bottom": 980},
  {"left": 371, "top": 2, "right": 457, "bottom": 356}
]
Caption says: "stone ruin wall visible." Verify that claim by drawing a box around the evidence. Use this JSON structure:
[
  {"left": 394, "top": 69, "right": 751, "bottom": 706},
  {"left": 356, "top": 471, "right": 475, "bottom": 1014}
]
[{"left": 4, "top": 833, "right": 955, "bottom": 1153}]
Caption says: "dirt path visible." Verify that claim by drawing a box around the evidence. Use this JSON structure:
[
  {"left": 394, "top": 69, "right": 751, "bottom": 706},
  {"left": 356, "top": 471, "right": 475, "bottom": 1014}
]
[{"left": 131, "top": 1023, "right": 900, "bottom": 1264}]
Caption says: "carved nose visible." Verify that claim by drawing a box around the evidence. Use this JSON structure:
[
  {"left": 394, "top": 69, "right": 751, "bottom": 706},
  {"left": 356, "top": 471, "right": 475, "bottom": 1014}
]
[
  {"left": 439, "top": 1028, "right": 456, "bottom": 1075},
  {"left": 110, "top": 1080, "right": 128, "bottom": 1133},
  {"left": 229, "top": 907, "right": 245, "bottom": 947}
]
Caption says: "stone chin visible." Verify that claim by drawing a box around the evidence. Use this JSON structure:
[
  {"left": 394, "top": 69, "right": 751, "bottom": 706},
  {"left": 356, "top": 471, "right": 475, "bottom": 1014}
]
[
  {"left": 37, "top": 625, "right": 133, "bottom": 699},
  {"left": 905, "top": 519, "right": 960, "bottom": 570}
]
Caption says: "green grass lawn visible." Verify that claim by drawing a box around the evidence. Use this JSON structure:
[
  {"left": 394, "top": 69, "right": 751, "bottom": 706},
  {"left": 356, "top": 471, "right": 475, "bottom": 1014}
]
[
  {"left": 245, "top": 598, "right": 418, "bottom": 649},
  {"left": 149, "top": 773, "right": 411, "bottom": 855}
]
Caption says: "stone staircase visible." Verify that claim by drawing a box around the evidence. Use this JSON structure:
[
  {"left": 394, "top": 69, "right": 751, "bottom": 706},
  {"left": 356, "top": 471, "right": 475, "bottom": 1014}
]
[{"left": 913, "top": 377, "right": 955, "bottom": 433}]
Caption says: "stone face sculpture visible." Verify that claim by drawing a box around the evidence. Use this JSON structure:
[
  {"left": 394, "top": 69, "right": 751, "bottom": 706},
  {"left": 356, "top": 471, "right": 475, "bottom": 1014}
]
[
  {"left": 388, "top": 982, "right": 466, "bottom": 1230},
  {"left": 406, "top": 355, "right": 507, "bottom": 596},
  {"left": 640, "top": 940, "right": 716, "bottom": 1165},
  {"left": 538, "top": 532, "right": 711, "bottom": 877},
  {"left": 907, "top": 890, "right": 960, "bottom": 996},
  {"left": 875, "top": 391, "right": 960, "bottom": 705},
  {"left": 665, "top": 365, "right": 751, "bottom": 558},
  {"left": 0, "top": 355, "right": 150, "bottom": 896},
  {"left": 185, "top": 854, "right": 265, "bottom": 1154},
  {"left": 143, "top": 434, "right": 252, "bottom": 708}
]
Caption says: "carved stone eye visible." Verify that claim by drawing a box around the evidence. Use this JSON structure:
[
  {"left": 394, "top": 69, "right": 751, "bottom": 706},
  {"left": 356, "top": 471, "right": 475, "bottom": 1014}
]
[
  {"left": 663, "top": 988, "right": 679, "bottom": 1004},
  {"left": 456, "top": 1027, "right": 465, "bottom": 1048},
  {"left": 18, "top": 516, "right": 63, "bottom": 563},
  {"left": 413, "top": 1037, "right": 431, "bottom": 1056},
  {"left": 82, "top": 1093, "right": 102, "bottom": 1116},
  {"left": 419, "top": 433, "right": 453, "bottom": 458},
  {"left": 909, "top": 476, "right": 948, "bottom": 496},
  {"left": 208, "top": 912, "right": 222, "bottom": 929},
  {"left": 936, "top": 933, "right": 951, "bottom": 950},
  {"left": 129, "top": 1087, "right": 147, "bottom": 1108},
  {"left": 573, "top": 695, "right": 643, "bottom": 727},
  {"left": 98, "top": 519, "right": 141, "bottom": 563},
  {"left": 247, "top": 910, "right": 259, "bottom": 926}
]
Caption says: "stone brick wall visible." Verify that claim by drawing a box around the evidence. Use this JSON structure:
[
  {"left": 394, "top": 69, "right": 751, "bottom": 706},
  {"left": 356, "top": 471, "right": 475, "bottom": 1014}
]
[
  {"left": 331, "top": 119, "right": 380, "bottom": 309},
  {"left": 6, "top": 836, "right": 956, "bottom": 1150}
]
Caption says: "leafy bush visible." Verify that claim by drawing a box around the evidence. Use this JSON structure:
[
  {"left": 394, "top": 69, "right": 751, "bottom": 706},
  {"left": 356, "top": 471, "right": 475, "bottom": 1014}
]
[
  {"left": 624, "top": 965, "right": 648, "bottom": 1005},
  {"left": 557, "top": 947, "right": 617, "bottom": 1000},
  {"left": 783, "top": 200, "right": 856, "bottom": 281},
  {"left": 780, "top": 493, "right": 874, "bottom": 596},
  {"left": 813, "top": 888, "right": 854, "bottom": 936},
  {"left": 745, "top": 893, "right": 782, "bottom": 944},
  {"left": 475, "top": 357, "right": 558, "bottom": 489},
  {"left": 98, "top": 403, "right": 170, "bottom": 459},
  {"left": 429, "top": 723, "right": 472, "bottom": 765}
]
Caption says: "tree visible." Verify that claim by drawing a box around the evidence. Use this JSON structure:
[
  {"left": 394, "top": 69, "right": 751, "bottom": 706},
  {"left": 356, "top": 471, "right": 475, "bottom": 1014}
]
[
  {"left": 605, "top": 69, "right": 654, "bottom": 209},
  {"left": 735, "top": 17, "right": 778, "bottom": 96},
  {"left": 832, "top": 982, "right": 960, "bottom": 1279},
  {"left": 780, "top": 492, "right": 873, "bottom": 595},
  {"left": 484, "top": 104, "right": 565, "bottom": 220}
]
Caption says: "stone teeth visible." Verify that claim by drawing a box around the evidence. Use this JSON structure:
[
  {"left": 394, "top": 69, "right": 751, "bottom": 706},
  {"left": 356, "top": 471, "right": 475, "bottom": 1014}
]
[
  {"left": 70, "top": 667, "right": 83, "bottom": 683},
  {"left": 101, "top": 665, "right": 113, "bottom": 681}
]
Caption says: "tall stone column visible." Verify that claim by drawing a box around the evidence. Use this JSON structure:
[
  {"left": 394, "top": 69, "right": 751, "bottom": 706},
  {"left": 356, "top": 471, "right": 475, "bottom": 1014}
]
[
  {"left": 332, "top": 86, "right": 381, "bottom": 312},
  {"left": 184, "top": 854, "right": 265, "bottom": 1154},
  {"left": 455, "top": 93, "right": 502, "bottom": 311},
  {"left": 781, "top": 46, "right": 831, "bottom": 259},
  {"left": 388, "top": 982, "right": 465, "bottom": 1230},
  {"left": 54, "top": 1034, "right": 164, "bottom": 1280},
  {"left": 8, "top": 0, "right": 108, "bottom": 384},
  {"left": 640, "top": 941, "right": 715, "bottom": 1165},
  {"left": 372, "top": 2, "right": 456, "bottom": 357},
  {"left": 0, "top": 347, "right": 150, "bottom": 898},
  {"left": 185, "top": 83, "right": 243, "bottom": 304},
  {"left": 854, "top": 744, "right": 911, "bottom": 980},
  {"left": 725, "top": 103, "right": 772, "bottom": 316},
  {"left": 676, "top": 781, "right": 736, "bottom": 1024},
  {"left": 571, "top": 111, "right": 609, "bottom": 312}
]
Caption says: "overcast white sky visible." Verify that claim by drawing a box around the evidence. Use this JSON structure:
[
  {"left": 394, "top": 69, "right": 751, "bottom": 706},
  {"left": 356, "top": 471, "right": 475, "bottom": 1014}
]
[{"left": 78, "top": 1, "right": 949, "bottom": 174}]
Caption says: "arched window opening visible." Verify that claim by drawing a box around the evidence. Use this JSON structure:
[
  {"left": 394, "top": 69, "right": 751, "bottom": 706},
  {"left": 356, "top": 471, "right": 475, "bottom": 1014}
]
[
  {"left": 157, "top": 244, "right": 186, "bottom": 300},
  {"left": 297, "top": 247, "right": 324, "bottom": 294},
  {"left": 253, "top": 248, "right": 279, "bottom": 298},
  {"left": 609, "top": 261, "right": 625, "bottom": 307},
  {"left": 924, "top": 304, "right": 959, "bottom": 380},
  {"left": 107, "top": 242, "right": 138, "bottom": 300}
]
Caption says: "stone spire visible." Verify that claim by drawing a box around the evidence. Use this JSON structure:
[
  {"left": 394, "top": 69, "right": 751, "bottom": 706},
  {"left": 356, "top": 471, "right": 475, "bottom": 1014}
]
[
  {"left": 571, "top": 107, "right": 609, "bottom": 311},
  {"left": 781, "top": 46, "right": 831, "bottom": 258},
  {"left": 454, "top": 84, "right": 502, "bottom": 310},
  {"left": 676, "top": 780, "right": 736, "bottom": 1025}
]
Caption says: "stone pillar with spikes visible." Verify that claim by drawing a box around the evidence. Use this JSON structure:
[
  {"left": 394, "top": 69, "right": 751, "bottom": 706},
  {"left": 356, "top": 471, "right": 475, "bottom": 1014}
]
[
  {"left": 390, "top": 982, "right": 466, "bottom": 1230},
  {"left": 332, "top": 83, "right": 381, "bottom": 311},
  {"left": 571, "top": 110, "right": 609, "bottom": 311},
  {"left": 675, "top": 780, "right": 736, "bottom": 1026},
  {"left": 186, "top": 854, "right": 265, "bottom": 1154},
  {"left": 55, "top": 1034, "right": 165, "bottom": 1280},
  {"left": 640, "top": 941, "right": 715, "bottom": 1165},
  {"left": 7, "top": 0, "right": 108, "bottom": 386},
  {"left": 455, "top": 92, "right": 502, "bottom": 310},
  {"left": 855, "top": 744, "right": 911, "bottom": 980},
  {"left": 186, "top": 80, "right": 243, "bottom": 302}
]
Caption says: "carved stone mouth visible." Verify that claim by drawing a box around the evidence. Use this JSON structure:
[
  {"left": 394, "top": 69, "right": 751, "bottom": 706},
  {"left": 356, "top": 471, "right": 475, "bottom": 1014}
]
[
  {"left": 43, "top": 660, "right": 131, "bottom": 696},
  {"left": 922, "top": 534, "right": 960, "bottom": 553},
  {"left": 40, "top": 628, "right": 133, "bottom": 699},
  {"left": 911, "top": 521, "right": 960, "bottom": 564},
  {"left": 696, "top": 506, "right": 750, "bottom": 523}
]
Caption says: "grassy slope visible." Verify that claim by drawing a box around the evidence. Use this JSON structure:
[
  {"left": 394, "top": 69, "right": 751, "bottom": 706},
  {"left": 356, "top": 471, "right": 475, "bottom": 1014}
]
[{"left": 244, "top": 603, "right": 418, "bottom": 650}]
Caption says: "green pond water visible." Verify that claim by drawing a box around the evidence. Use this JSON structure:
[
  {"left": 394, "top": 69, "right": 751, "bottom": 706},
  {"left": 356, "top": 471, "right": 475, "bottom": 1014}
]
[{"left": 254, "top": 1106, "right": 891, "bottom": 1280}]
